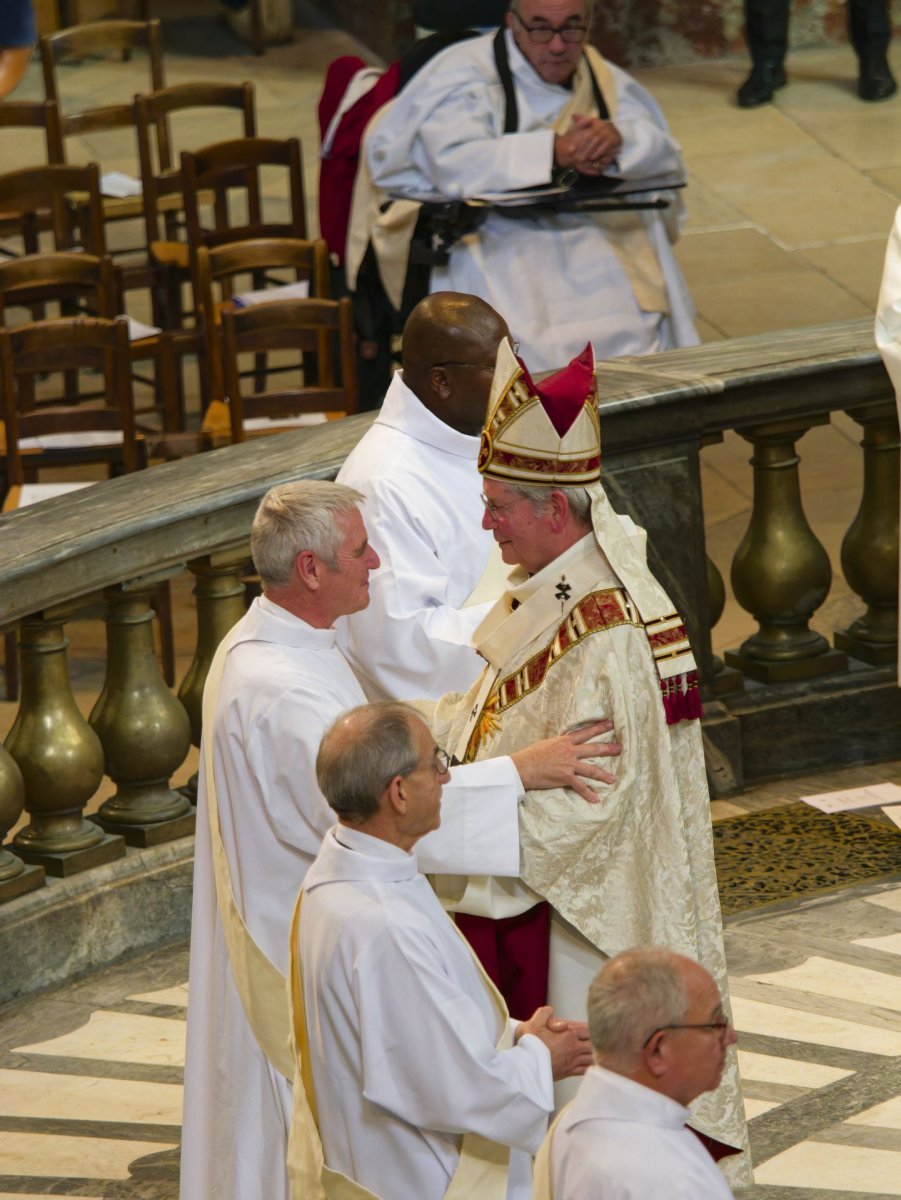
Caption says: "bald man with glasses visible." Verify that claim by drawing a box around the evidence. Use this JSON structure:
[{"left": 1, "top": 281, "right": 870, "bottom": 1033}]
[{"left": 364, "top": 0, "right": 698, "bottom": 373}]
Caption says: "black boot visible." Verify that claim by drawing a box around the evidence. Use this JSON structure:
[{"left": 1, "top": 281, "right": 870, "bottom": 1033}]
[
  {"left": 737, "top": 61, "right": 788, "bottom": 108},
  {"left": 858, "top": 52, "right": 897, "bottom": 101}
]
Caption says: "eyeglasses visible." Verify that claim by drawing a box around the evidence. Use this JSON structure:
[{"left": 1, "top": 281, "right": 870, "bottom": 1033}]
[
  {"left": 432, "top": 341, "right": 519, "bottom": 372},
  {"left": 512, "top": 9, "right": 589, "bottom": 43},
  {"left": 405, "top": 747, "right": 452, "bottom": 777},
  {"left": 642, "top": 1019, "right": 732, "bottom": 1049},
  {"left": 480, "top": 492, "right": 526, "bottom": 519}
]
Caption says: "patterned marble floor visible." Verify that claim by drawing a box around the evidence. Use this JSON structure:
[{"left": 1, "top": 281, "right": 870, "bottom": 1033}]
[{"left": 0, "top": 873, "right": 899, "bottom": 1198}]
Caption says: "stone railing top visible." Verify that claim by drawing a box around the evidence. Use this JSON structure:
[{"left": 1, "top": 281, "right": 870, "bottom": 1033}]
[{"left": 0, "top": 317, "right": 888, "bottom": 628}]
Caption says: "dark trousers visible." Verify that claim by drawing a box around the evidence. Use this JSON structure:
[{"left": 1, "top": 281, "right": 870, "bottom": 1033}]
[{"left": 746, "top": 0, "right": 892, "bottom": 65}]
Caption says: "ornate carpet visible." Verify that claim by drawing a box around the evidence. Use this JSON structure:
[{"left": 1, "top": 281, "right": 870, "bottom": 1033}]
[{"left": 713, "top": 802, "right": 901, "bottom": 916}]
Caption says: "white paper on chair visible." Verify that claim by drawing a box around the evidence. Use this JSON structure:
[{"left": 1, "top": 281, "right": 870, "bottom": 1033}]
[
  {"left": 17, "top": 482, "right": 96, "bottom": 507},
  {"left": 801, "top": 782, "right": 901, "bottom": 813},
  {"left": 232, "top": 280, "right": 310, "bottom": 307},
  {"left": 242, "top": 413, "right": 328, "bottom": 430},
  {"left": 100, "top": 171, "right": 143, "bottom": 198},
  {"left": 19, "top": 431, "right": 125, "bottom": 450},
  {"left": 122, "top": 315, "right": 162, "bottom": 341}
]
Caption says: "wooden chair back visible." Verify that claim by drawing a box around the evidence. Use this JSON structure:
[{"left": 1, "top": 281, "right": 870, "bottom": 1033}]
[
  {"left": 195, "top": 236, "right": 330, "bottom": 400},
  {"left": 0, "top": 252, "right": 117, "bottom": 323},
  {"left": 0, "top": 162, "right": 106, "bottom": 256},
  {"left": 219, "top": 295, "right": 356, "bottom": 443},
  {"left": 180, "top": 136, "right": 307, "bottom": 264},
  {"left": 0, "top": 316, "right": 140, "bottom": 488},
  {"left": 0, "top": 99, "right": 64, "bottom": 166}
]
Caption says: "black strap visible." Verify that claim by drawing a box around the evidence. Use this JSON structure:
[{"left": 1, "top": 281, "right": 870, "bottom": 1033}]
[
  {"left": 492, "top": 28, "right": 610, "bottom": 130},
  {"left": 493, "top": 27, "right": 518, "bottom": 133}
]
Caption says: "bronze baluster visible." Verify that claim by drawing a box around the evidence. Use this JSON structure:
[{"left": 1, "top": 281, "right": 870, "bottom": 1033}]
[
  {"left": 90, "top": 581, "right": 193, "bottom": 846},
  {"left": 7, "top": 613, "right": 125, "bottom": 875},
  {"left": 835, "top": 402, "right": 900, "bottom": 665},
  {"left": 0, "top": 742, "right": 44, "bottom": 901},
  {"left": 177, "top": 554, "right": 248, "bottom": 803},
  {"left": 725, "top": 418, "right": 847, "bottom": 682}
]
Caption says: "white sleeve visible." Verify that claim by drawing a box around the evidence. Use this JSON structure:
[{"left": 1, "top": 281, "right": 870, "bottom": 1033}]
[
  {"left": 606, "top": 64, "right": 686, "bottom": 181},
  {"left": 356, "top": 924, "right": 553, "bottom": 1151},
  {"left": 417, "top": 756, "right": 523, "bottom": 877}
]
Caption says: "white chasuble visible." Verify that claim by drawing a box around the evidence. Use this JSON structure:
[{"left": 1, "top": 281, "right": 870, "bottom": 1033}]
[
  {"left": 337, "top": 371, "right": 502, "bottom": 701},
  {"left": 298, "top": 827, "right": 554, "bottom": 1200},
  {"left": 180, "top": 597, "right": 525, "bottom": 1200},
  {"left": 366, "top": 29, "right": 698, "bottom": 373},
  {"left": 416, "top": 535, "right": 749, "bottom": 1165},
  {"left": 875, "top": 204, "right": 901, "bottom": 671}
]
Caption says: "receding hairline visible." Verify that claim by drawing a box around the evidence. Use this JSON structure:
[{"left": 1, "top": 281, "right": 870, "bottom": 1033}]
[{"left": 402, "top": 292, "right": 508, "bottom": 369}]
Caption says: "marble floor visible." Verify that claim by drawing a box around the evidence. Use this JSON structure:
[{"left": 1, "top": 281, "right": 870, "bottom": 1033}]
[
  {"left": 0, "top": 851, "right": 898, "bottom": 1197},
  {"left": 2, "top": 3, "right": 901, "bottom": 1195}
]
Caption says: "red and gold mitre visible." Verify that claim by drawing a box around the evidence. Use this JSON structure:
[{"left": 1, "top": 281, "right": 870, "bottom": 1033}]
[{"left": 478, "top": 339, "right": 600, "bottom": 485}]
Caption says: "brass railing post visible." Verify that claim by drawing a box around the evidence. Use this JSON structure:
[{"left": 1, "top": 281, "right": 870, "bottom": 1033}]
[
  {"left": 177, "top": 554, "right": 248, "bottom": 803},
  {"left": 7, "top": 612, "right": 125, "bottom": 874},
  {"left": 725, "top": 417, "right": 848, "bottom": 682},
  {"left": 90, "top": 581, "right": 193, "bottom": 846},
  {"left": 835, "top": 402, "right": 900, "bottom": 665},
  {"left": 0, "top": 743, "right": 44, "bottom": 901}
]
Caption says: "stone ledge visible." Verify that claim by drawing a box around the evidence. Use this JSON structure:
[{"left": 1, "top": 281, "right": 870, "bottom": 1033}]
[{"left": 0, "top": 837, "right": 194, "bottom": 1008}]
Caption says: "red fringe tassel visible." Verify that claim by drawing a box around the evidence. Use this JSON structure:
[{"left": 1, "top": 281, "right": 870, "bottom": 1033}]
[{"left": 660, "top": 670, "right": 702, "bottom": 725}]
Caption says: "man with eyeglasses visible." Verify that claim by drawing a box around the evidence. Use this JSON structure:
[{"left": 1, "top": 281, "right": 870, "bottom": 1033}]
[
  {"left": 362, "top": 0, "right": 698, "bottom": 373},
  {"left": 182, "top": 478, "right": 617, "bottom": 1200},
  {"left": 533, "top": 948, "right": 738, "bottom": 1198},
  {"left": 290, "top": 700, "right": 595, "bottom": 1200},
  {"left": 338, "top": 291, "right": 522, "bottom": 702}
]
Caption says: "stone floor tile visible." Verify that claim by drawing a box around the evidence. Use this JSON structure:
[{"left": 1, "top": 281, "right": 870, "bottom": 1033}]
[
  {"left": 863, "top": 888, "right": 901, "bottom": 914},
  {"left": 854, "top": 933, "right": 901, "bottom": 956},
  {"left": 127, "top": 988, "right": 188, "bottom": 1010},
  {"left": 0, "top": 1131, "right": 178, "bottom": 1180},
  {"left": 670, "top": 107, "right": 812, "bottom": 161},
  {"left": 790, "top": 109, "right": 901, "bottom": 172},
  {"left": 681, "top": 175, "right": 751, "bottom": 231},
  {"left": 738, "top": 1050, "right": 852, "bottom": 1089},
  {"left": 690, "top": 272, "right": 872, "bottom": 339},
  {"left": 677, "top": 228, "right": 812, "bottom": 287},
  {"left": 795, "top": 239, "right": 895, "bottom": 309},
  {"left": 746, "top": 958, "right": 901, "bottom": 1013},
  {"left": 729, "top": 995, "right": 901, "bottom": 1055},
  {"left": 846, "top": 1096, "right": 901, "bottom": 1129},
  {"left": 712, "top": 800, "right": 748, "bottom": 820},
  {"left": 753, "top": 1141, "right": 901, "bottom": 1194},
  {"left": 0, "top": 1069, "right": 182, "bottom": 1125},
  {"left": 689, "top": 147, "right": 899, "bottom": 247},
  {"left": 868, "top": 166, "right": 901, "bottom": 199},
  {"left": 695, "top": 315, "right": 727, "bottom": 341},
  {"left": 745, "top": 1096, "right": 782, "bottom": 1119},
  {"left": 15, "top": 1012, "right": 186, "bottom": 1069}
]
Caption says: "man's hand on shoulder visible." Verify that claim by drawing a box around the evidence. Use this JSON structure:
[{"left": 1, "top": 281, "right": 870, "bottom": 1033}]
[
  {"left": 515, "top": 1006, "right": 593, "bottom": 1080},
  {"left": 510, "top": 719, "right": 621, "bottom": 803},
  {"left": 554, "top": 114, "right": 623, "bottom": 177}
]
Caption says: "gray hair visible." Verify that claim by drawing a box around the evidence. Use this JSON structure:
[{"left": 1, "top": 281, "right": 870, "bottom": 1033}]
[
  {"left": 251, "top": 480, "right": 363, "bottom": 589},
  {"left": 588, "top": 948, "right": 690, "bottom": 1072},
  {"left": 503, "top": 480, "right": 593, "bottom": 524},
  {"left": 508, "top": 0, "right": 595, "bottom": 17},
  {"left": 316, "top": 702, "right": 421, "bottom": 824}
]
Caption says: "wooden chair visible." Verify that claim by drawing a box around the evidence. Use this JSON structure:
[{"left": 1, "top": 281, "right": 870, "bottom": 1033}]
[
  {"left": 134, "top": 81, "right": 257, "bottom": 368},
  {"left": 218, "top": 296, "right": 357, "bottom": 444},
  {"left": 39, "top": 19, "right": 166, "bottom": 299},
  {"left": 0, "top": 99, "right": 64, "bottom": 187},
  {"left": 0, "top": 161, "right": 105, "bottom": 258},
  {"left": 194, "top": 236, "right": 330, "bottom": 405},
  {"left": 180, "top": 136, "right": 308, "bottom": 264}
]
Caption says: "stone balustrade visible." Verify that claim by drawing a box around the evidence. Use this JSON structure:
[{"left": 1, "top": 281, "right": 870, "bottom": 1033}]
[{"left": 0, "top": 316, "right": 897, "bottom": 909}]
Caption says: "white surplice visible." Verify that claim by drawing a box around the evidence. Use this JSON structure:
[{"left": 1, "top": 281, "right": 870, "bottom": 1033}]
[
  {"left": 544, "top": 1067, "right": 735, "bottom": 1200},
  {"left": 180, "top": 595, "right": 524, "bottom": 1200},
  {"left": 336, "top": 371, "right": 497, "bottom": 700},
  {"left": 300, "top": 825, "right": 554, "bottom": 1200},
  {"left": 366, "top": 30, "right": 698, "bottom": 373}
]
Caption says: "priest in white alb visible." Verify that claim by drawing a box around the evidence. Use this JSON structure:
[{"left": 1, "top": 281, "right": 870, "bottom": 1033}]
[
  {"left": 337, "top": 291, "right": 511, "bottom": 701},
  {"left": 414, "top": 338, "right": 750, "bottom": 1176},
  {"left": 180, "top": 479, "right": 617, "bottom": 1200},
  {"left": 290, "top": 700, "right": 594, "bottom": 1200},
  {"left": 354, "top": 0, "right": 697, "bottom": 373}
]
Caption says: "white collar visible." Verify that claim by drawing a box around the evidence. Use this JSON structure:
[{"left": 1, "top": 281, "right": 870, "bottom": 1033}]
[
  {"left": 305, "top": 825, "right": 418, "bottom": 892},
  {"left": 376, "top": 371, "right": 481, "bottom": 460},
  {"left": 572, "top": 1065, "right": 691, "bottom": 1131},
  {"left": 232, "top": 594, "right": 338, "bottom": 652}
]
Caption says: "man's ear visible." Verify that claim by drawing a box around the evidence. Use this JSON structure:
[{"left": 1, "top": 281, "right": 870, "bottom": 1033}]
[
  {"left": 548, "top": 489, "right": 572, "bottom": 533},
  {"left": 640, "top": 1031, "right": 669, "bottom": 1080},
  {"left": 429, "top": 365, "right": 452, "bottom": 402},
  {"left": 385, "top": 774, "right": 408, "bottom": 817},
  {"left": 295, "top": 549, "right": 320, "bottom": 589}
]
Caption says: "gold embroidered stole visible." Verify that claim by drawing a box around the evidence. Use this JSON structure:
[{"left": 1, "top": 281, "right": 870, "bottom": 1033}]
[{"left": 287, "top": 882, "right": 516, "bottom": 1200}]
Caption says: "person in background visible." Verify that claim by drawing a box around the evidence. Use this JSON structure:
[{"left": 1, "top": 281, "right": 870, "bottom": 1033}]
[{"left": 0, "top": 0, "right": 36, "bottom": 100}]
